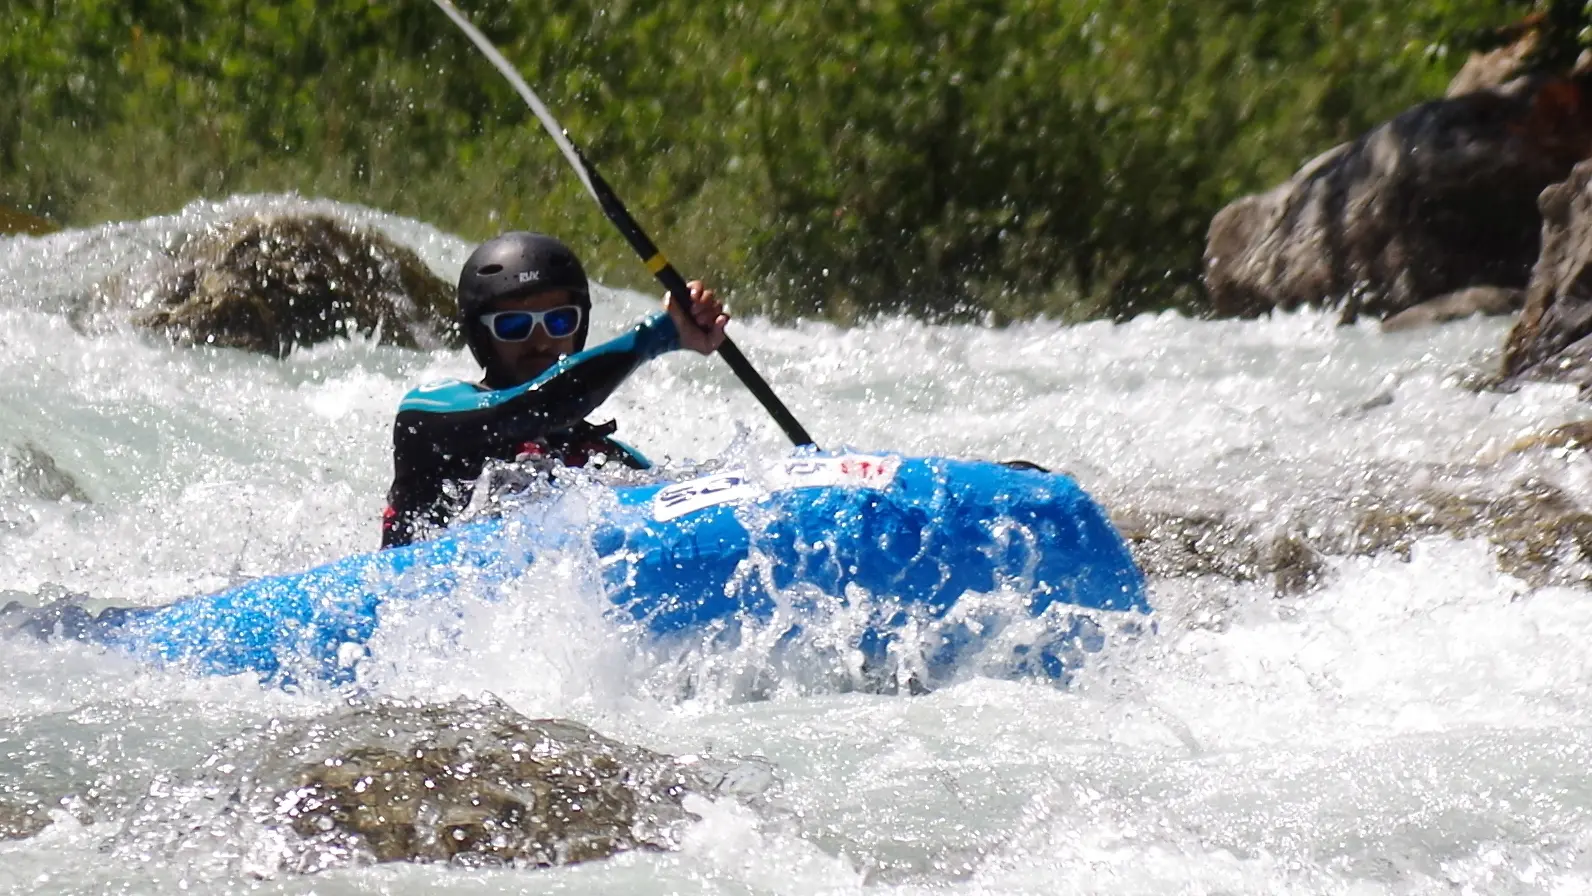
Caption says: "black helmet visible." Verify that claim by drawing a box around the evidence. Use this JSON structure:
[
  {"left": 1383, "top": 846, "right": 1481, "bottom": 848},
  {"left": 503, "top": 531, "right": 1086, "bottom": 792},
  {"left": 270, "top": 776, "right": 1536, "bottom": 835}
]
[{"left": 457, "top": 231, "right": 591, "bottom": 383}]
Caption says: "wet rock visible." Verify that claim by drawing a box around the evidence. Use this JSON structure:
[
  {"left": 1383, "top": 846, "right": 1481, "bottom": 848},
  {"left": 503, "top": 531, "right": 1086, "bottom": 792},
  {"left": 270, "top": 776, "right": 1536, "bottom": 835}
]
[
  {"left": 1343, "top": 389, "right": 1396, "bottom": 416},
  {"left": 1504, "top": 420, "right": 1592, "bottom": 454},
  {"left": 0, "top": 206, "right": 56, "bottom": 237},
  {"left": 1111, "top": 504, "right": 1327, "bottom": 597},
  {"left": 0, "top": 800, "right": 52, "bottom": 840},
  {"left": 1205, "top": 75, "right": 1592, "bottom": 322},
  {"left": 1502, "top": 159, "right": 1592, "bottom": 391},
  {"left": 0, "top": 442, "right": 89, "bottom": 503},
  {"left": 1115, "top": 470, "right": 1592, "bottom": 594},
  {"left": 121, "top": 213, "right": 459, "bottom": 356},
  {"left": 1380, "top": 286, "right": 1523, "bottom": 333},
  {"left": 279, "top": 718, "right": 683, "bottom": 866},
  {"left": 115, "top": 697, "right": 773, "bottom": 874}
]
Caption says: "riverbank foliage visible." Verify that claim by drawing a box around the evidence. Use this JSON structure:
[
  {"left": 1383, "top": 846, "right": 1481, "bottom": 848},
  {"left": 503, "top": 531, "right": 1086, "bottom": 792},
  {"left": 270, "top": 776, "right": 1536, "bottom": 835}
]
[{"left": 0, "top": 0, "right": 1544, "bottom": 320}]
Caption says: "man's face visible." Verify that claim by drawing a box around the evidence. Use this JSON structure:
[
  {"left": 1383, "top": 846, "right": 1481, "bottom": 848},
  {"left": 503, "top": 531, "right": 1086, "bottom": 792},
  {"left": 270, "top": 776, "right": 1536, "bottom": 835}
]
[{"left": 482, "top": 289, "right": 582, "bottom": 384}]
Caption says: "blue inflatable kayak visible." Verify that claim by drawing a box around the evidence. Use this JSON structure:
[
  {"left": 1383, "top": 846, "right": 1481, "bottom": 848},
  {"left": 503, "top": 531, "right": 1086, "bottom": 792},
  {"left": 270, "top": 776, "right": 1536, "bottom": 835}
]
[{"left": 91, "top": 454, "right": 1146, "bottom": 684}]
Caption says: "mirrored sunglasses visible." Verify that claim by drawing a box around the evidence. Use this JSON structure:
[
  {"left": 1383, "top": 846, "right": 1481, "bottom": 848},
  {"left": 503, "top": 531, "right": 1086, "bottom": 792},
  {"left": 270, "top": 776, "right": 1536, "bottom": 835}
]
[{"left": 479, "top": 306, "right": 584, "bottom": 342}]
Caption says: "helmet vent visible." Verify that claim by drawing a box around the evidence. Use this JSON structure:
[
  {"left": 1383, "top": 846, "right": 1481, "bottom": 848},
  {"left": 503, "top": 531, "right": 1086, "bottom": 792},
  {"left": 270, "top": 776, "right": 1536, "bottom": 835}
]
[{"left": 477, "top": 263, "right": 504, "bottom": 275}]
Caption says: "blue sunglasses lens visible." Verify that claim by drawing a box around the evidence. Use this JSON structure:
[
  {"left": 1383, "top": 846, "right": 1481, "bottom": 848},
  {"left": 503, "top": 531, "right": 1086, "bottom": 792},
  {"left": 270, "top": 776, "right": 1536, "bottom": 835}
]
[
  {"left": 489, "top": 312, "right": 536, "bottom": 341},
  {"left": 541, "top": 306, "right": 581, "bottom": 338}
]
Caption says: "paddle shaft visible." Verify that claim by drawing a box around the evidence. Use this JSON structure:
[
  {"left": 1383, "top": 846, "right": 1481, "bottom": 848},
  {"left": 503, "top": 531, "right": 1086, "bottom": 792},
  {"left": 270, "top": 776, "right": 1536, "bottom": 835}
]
[
  {"left": 574, "top": 146, "right": 817, "bottom": 448},
  {"left": 429, "top": 0, "right": 817, "bottom": 448}
]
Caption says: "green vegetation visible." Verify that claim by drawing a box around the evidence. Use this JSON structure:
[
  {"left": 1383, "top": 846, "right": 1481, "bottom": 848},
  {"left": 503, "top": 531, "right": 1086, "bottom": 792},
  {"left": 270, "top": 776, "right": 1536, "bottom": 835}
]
[{"left": 0, "top": 0, "right": 1559, "bottom": 321}]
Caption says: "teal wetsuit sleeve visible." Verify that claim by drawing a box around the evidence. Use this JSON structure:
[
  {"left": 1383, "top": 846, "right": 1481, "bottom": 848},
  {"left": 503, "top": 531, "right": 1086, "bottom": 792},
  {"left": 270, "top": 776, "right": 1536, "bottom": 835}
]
[
  {"left": 471, "top": 312, "right": 679, "bottom": 428},
  {"left": 514, "top": 312, "right": 679, "bottom": 400}
]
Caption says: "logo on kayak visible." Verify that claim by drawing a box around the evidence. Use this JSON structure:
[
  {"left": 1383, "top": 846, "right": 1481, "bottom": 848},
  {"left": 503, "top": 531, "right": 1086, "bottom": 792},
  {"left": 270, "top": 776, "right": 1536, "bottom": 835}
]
[
  {"left": 652, "top": 472, "right": 762, "bottom": 522},
  {"left": 652, "top": 455, "right": 900, "bottom": 522},
  {"left": 773, "top": 455, "right": 900, "bottom": 490}
]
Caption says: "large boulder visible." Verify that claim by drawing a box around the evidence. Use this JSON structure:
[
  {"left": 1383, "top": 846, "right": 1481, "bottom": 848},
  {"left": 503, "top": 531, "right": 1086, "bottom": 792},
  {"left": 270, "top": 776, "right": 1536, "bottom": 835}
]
[
  {"left": 130, "top": 213, "right": 460, "bottom": 356},
  {"left": 114, "top": 697, "right": 773, "bottom": 873},
  {"left": 1502, "top": 158, "right": 1592, "bottom": 391},
  {"left": 1205, "top": 75, "right": 1592, "bottom": 322}
]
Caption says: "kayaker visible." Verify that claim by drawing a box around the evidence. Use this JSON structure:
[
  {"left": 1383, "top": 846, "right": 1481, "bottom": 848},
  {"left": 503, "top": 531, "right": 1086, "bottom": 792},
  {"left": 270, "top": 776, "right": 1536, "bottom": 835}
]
[{"left": 380, "top": 231, "right": 728, "bottom": 549}]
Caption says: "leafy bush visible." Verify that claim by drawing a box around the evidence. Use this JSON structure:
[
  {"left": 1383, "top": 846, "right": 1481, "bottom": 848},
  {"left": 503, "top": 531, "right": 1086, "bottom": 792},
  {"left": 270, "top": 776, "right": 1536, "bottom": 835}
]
[{"left": 1, "top": 0, "right": 1545, "bottom": 321}]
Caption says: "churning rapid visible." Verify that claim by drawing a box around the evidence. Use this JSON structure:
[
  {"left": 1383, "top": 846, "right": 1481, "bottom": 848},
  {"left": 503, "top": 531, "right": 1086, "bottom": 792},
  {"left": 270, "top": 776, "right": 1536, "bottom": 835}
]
[{"left": 1, "top": 195, "right": 1590, "bottom": 894}]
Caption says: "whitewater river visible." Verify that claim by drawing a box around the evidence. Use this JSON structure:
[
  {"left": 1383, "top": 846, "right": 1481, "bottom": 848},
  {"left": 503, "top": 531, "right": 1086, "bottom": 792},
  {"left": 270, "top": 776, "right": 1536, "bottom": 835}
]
[{"left": 2, "top": 195, "right": 1590, "bottom": 894}]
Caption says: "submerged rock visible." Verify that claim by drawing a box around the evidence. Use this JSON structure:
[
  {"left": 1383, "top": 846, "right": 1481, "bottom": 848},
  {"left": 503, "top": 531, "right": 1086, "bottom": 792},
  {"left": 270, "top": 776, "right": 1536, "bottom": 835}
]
[
  {"left": 1204, "top": 75, "right": 1592, "bottom": 322},
  {"left": 0, "top": 442, "right": 89, "bottom": 535},
  {"left": 1380, "top": 286, "right": 1523, "bottom": 333},
  {"left": 0, "top": 442, "right": 89, "bottom": 504},
  {"left": 114, "top": 697, "right": 773, "bottom": 874},
  {"left": 1504, "top": 420, "right": 1592, "bottom": 454},
  {"left": 1115, "top": 460, "right": 1592, "bottom": 595},
  {"left": 0, "top": 800, "right": 52, "bottom": 840},
  {"left": 1111, "top": 501, "right": 1329, "bottom": 597},
  {"left": 1502, "top": 158, "right": 1592, "bottom": 391},
  {"left": 115, "top": 212, "right": 459, "bottom": 356}
]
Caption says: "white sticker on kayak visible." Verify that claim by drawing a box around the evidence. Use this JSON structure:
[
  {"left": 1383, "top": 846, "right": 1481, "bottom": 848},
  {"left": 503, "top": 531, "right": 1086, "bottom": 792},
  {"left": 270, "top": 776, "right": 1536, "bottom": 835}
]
[
  {"left": 651, "top": 455, "right": 901, "bottom": 521},
  {"left": 772, "top": 454, "right": 900, "bottom": 490},
  {"left": 653, "top": 472, "right": 762, "bottom": 521}
]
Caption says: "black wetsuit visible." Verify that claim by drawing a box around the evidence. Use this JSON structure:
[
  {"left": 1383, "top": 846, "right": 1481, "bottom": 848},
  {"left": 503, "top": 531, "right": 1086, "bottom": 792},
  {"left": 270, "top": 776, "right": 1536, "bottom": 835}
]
[{"left": 381, "top": 313, "right": 680, "bottom": 548}]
